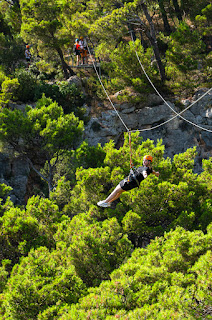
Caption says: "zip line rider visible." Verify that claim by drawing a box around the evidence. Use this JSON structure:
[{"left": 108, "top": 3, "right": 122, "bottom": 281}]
[{"left": 97, "top": 155, "right": 159, "bottom": 208}]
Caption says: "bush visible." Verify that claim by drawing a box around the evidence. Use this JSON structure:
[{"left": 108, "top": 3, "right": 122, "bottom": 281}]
[
  {"left": 108, "top": 40, "right": 158, "bottom": 93},
  {"left": 0, "top": 34, "right": 24, "bottom": 73},
  {"left": 0, "top": 77, "right": 19, "bottom": 107},
  {"left": 0, "top": 68, "right": 6, "bottom": 86},
  {"left": 34, "top": 81, "right": 86, "bottom": 118},
  {"left": 57, "top": 226, "right": 212, "bottom": 320},
  {"left": 57, "top": 81, "right": 86, "bottom": 115},
  {"left": 34, "top": 81, "right": 62, "bottom": 102},
  {"left": 14, "top": 69, "right": 38, "bottom": 102},
  {"left": 2, "top": 247, "right": 86, "bottom": 319}
]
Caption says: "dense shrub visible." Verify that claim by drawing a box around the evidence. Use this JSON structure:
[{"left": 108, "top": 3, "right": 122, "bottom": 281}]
[
  {"left": 14, "top": 68, "right": 37, "bottom": 102},
  {"left": 57, "top": 225, "right": 212, "bottom": 320},
  {"left": 1, "top": 247, "right": 86, "bottom": 319},
  {"left": 34, "top": 81, "right": 86, "bottom": 118},
  {"left": 0, "top": 77, "right": 19, "bottom": 107},
  {"left": 34, "top": 81, "right": 62, "bottom": 102},
  {"left": 0, "top": 35, "right": 24, "bottom": 73}
]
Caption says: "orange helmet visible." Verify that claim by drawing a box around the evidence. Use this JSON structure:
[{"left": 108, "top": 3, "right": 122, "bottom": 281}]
[
  {"left": 26, "top": 45, "right": 30, "bottom": 48},
  {"left": 143, "top": 155, "right": 153, "bottom": 162}
]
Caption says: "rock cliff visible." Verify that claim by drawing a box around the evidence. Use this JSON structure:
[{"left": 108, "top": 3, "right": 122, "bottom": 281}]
[{"left": 84, "top": 88, "right": 212, "bottom": 173}]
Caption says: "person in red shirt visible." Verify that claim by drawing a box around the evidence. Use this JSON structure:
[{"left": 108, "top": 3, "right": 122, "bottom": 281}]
[
  {"left": 25, "top": 45, "right": 31, "bottom": 68},
  {"left": 74, "top": 39, "right": 81, "bottom": 66}
]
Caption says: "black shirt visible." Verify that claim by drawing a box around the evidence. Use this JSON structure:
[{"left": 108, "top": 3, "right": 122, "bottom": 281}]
[
  {"left": 128, "top": 166, "right": 153, "bottom": 184},
  {"left": 119, "top": 166, "right": 153, "bottom": 191}
]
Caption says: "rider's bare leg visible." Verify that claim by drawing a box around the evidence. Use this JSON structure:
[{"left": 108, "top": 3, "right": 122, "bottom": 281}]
[{"left": 105, "top": 184, "right": 125, "bottom": 203}]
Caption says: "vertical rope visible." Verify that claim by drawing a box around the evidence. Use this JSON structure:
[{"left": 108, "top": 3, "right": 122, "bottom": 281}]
[
  {"left": 86, "top": 38, "right": 129, "bottom": 132},
  {"left": 129, "top": 131, "right": 134, "bottom": 168}
]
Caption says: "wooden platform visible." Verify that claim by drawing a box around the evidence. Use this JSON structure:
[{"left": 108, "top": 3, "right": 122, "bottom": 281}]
[{"left": 69, "top": 63, "right": 101, "bottom": 68}]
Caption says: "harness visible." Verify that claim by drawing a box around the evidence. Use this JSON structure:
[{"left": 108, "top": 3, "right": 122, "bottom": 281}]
[{"left": 129, "top": 167, "right": 140, "bottom": 187}]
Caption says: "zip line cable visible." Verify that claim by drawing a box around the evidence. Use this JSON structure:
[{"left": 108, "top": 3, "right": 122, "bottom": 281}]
[
  {"left": 87, "top": 39, "right": 134, "bottom": 166},
  {"left": 86, "top": 38, "right": 212, "bottom": 134},
  {"left": 86, "top": 40, "right": 129, "bottom": 132},
  {"left": 86, "top": 37, "right": 211, "bottom": 168},
  {"left": 130, "top": 88, "right": 212, "bottom": 133},
  {"left": 129, "top": 31, "right": 212, "bottom": 133}
]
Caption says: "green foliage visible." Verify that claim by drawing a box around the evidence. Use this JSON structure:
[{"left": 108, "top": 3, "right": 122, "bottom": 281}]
[
  {"left": 0, "top": 1, "right": 212, "bottom": 319},
  {"left": 54, "top": 214, "right": 133, "bottom": 287},
  {"left": 50, "top": 141, "right": 106, "bottom": 206},
  {"left": 57, "top": 226, "right": 212, "bottom": 319},
  {"left": 0, "top": 259, "right": 11, "bottom": 293},
  {"left": 0, "top": 68, "right": 6, "bottom": 86},
  {"left": 0, "top": 134, "right": 211, "bottom": 319},
  {"left": 2, "top": 246, "right": 86, "bottom": 319},
  {"left": 50, "top": 176, "right": 72, "bottom": 210},
  {"left": 20, "top": 0, "right": 77, "bottom": 78},
  {"left": 195, "top": 4, "right": 212, "bottom": 37},
  {"left": 14, "top": 68, "right": 38, "bottom": 102},
  {"left": 164, "top": 21, "right": 209, "bottom": 90},
  {"left": 0, "top": 94, "right": 84, "bottom": 193},
  {"left": 0, "top": 0, "right": 22, "bottom": 34},
  {"left": 0, "top": 33, "right": 24, "bottom": 73},
  {"left": 57, "top": 81, "right": 86, "bottom": 115},
  {"left": 66, "top": 132, "right": 163, "bottom": 218},
  {"left": 165, "top": 22, "right": 205, "bottom": 72},
  {"left": 0, "top": 182, "right": 12, "bottom": 200},
  {"left": 75, "top": 141, "right": 106, "bottom": 169},
  {"left": 0, "top": 77, "right": 19, "bottom": 107},
  {"left": 98, "top": 40, "right": 158, "bottom": 95},
  {"left": 25, "top": 195, "right": 63, "bottom": 235},
  {"left": 180, "top": 0, "right": 210, "bottom": 20},
  {"left": 64, "top": 166, "right": 112, "bottom": 215},
  {"left": 34, "top": 81, "right": 62, "bottom": 104},
  {"left": 27, "top": 95, "right": 83, "bottom": 152},
  {"left": 198, "top": 157, "right": 212, "bottom": 194},
  {"left": 34, "top": 81, "right": 86, "bottom": 118},
  {"left": 0, "top": 196, "right": 63, "bottom": 266}
]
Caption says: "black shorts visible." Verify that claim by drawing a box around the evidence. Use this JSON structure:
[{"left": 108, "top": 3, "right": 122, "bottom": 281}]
[{"left": 119, "top": 178, "right": 139, "bottom": 191}]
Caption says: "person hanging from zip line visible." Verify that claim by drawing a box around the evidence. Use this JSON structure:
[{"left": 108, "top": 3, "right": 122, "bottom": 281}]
[{"left": 97, "top": 155, "right": 159, "bottom": 208}]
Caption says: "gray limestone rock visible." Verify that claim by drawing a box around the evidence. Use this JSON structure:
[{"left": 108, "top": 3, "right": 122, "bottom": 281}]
[
  {"left": 10, "top": 175, "right": 28, "bottom": 203},
  {"left": 137, "top": 103, "right": 175, "bottom": 126},
  {"left": 147, "top": 93, "right": 163, "bottom": 107},
  {"left": 12, "top": 157, "right": 30, "bottom": 177},
  {"left": 201, "top": 131, "right": 212, "bottom": 148},
  {"left": 0, "top": 153, "right": 11, "bottom": 178}
]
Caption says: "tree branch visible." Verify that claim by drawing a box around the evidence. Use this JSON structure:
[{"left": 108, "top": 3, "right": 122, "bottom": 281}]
[{"left": 27, "top": 158, "right": 49, "bottom": 185}]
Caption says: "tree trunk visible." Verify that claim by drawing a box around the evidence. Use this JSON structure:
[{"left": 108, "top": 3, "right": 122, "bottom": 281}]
[
  {"left": 47, "top": 160, "right": 54, "bottom": 194},
  {"left": 56, "top": 46, "right": 75, "bottom": 79},
  {"left": 158, "top": 0, "right": 171, "bottom": 34},
  {"left": 139, "top": 30, "right": 148, "bottom": 50},
  {"left": 139, "top": 1, "right": 166, "bottom": 81},
  {"left": 127, "top": 23, "right": 136, "bottom": 41},
  {"left": 172, "top": 0, "right": 182, "bottom": 21},
  {"left": 27, "top": 158, "right": 52, "bottom": 196}
]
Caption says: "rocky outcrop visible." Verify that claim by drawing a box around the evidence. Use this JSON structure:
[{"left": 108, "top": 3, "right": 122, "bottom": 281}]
[
  {"left": 84, "top": 88, "right": 212, "bottom": 173},
  {"left": 0, "top": 154, "right": 30, "bottom": 205}
]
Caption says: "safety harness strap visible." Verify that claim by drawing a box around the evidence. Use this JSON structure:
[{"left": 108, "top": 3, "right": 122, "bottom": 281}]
[{"left": 130, "top": 167, "right": 140, "bottom": 187}]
